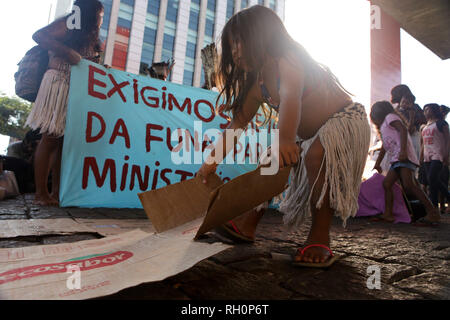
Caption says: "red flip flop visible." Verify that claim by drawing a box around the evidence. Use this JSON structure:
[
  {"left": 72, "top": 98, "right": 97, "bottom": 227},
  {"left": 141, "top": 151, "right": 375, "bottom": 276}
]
[
  {"left": 292, "top": 244, "right": 339, "bottom": 268},
  {"left": 214, "top": 220, "right": 255, "bottom": 243}
]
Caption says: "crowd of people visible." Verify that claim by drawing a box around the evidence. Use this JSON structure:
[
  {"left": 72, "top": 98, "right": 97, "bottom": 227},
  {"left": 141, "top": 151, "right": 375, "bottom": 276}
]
[{"left": 369, "top": 85, "right": 448, "bottom": 224}]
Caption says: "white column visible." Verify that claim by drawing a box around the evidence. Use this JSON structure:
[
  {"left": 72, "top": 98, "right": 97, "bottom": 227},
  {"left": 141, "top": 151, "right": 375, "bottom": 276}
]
[
  {"left": 193, "top": 0, "right": 207, "bottom": 87},
  {"left": 264, "top": 0, "right": 270, "bottom": 7},
  {"left": 154, "top": 0, "right": 169, "bottom": 62},
  {"left": 126, "top": 0, "right": 148, "bottom": 74},
  {"left": 214, "top": 0, "right": 227, "bottom": 43},
  {"left": 104, "top": 0, "right": 121, "bottom": 66},
  {"left": 171, "top": 0, "right": 191, "bottom": 84},
  {"left": 248, "top": 0, "right": 258, "bottom": 7},
  {"left": 234, "top": 0, "right": 241, "bottom": 13},
  {"left": 276, "top": 0, "right": 285, "bottom": 21}
]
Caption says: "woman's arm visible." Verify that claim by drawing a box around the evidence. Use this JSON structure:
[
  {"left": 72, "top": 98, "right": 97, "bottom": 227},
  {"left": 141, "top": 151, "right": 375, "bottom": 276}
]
[
  {"left": 391, "top": 120, "right": 408, "bottom": 161},
  {"left": 198, "top": 83, "right": 261, "bottom": 182},
  {"left": 374, "top": 146, "right": 385, "bottom": 173},
  {"left": 276, "top": 54, "right": 304, "bottom": 167},
  {"left": 33, "top": 18, "right": 82, "bottom": 65}
]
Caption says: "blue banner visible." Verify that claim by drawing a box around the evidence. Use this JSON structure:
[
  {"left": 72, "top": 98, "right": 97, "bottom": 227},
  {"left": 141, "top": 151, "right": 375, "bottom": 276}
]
[{"left": 60, "top": 60, "right": 277, "bottom": 208}]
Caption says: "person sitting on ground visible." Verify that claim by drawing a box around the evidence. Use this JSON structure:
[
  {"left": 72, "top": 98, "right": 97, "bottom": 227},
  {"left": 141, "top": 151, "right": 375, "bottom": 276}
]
[
  {"left": 421, "top": 103, "right": 450, "bottom": 214},
  {"left": 197, "top": 5, "right": 371, "bottom": 267},
  {"left": 3, "top": 129, "right": 41, "bottom": 193},
  {"left": 371, "top": 101, "right": 439, "bottom": 224}
]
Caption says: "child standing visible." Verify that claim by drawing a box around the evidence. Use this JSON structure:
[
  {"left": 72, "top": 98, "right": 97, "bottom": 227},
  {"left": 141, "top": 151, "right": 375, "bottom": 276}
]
[
  {"left": 421, "top": 103, "right": 450, "bottom": 211},
  {"left": 371, "top": 101, "right": 439, "bottom": 223}
]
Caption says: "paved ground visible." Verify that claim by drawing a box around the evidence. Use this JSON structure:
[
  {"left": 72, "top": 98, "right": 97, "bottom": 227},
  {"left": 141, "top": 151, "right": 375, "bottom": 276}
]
[{"left": 1, "top": 194, "right": 449, "bottom": 300}]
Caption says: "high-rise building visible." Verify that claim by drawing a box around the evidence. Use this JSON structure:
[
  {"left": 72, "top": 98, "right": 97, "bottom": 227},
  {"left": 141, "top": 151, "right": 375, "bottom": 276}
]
[{"left": 55, "top": 0, "right": 285, "bottom": 87}]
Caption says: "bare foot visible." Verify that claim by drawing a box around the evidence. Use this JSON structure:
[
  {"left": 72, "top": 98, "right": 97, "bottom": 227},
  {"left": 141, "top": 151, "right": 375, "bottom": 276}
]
[
  {"left": 380, "top": 212, "right": 395, "bottom": 222},
  {"left": 294, "top": 229, "right": 332, "bottom": 264},
  {"left": 294, "top": 242, "right": 332, "bottom": 264},
  {"left": 424, "top": 208, "right": 441, "bottom": 223},
  {"left": 33, "top": 194, "right": 59, "bottom": 206}
]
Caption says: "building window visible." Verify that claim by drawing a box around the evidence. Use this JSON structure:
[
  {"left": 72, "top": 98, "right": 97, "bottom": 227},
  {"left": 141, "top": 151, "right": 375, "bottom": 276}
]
[
  {"left": 183, "top": 1, "right": 200, "bottom": 86},
  {"left": 204, "top": 0, "right": 216, "bottom": 45},
  {"left": 188, "top": 10, "right": 199, "bottom": 30},
  {"left": 241, "top": 0, "right": 248, "bottom": 9},
  {"left": 140, "top": 0, "right": 160, "bottom": 73},
  {"left": 226, "top": 0, "right": 234, "bottom": 20},
  {"left": 166, "top": 0, "right": 179, "bottom": 23},
  {"left": 258, "top": 0, "right": 264, "bottom": 5},
  {"left": 186, "top": 42, "right": 196, "bottom": 59},
  {"left": 98, "top": 0, "right": 113, "bottom": 63},
  {"left": 270, "top": 0, "right": 276, "bottom": 11},
  {"left": 111, "top": 0, "right": 135, "bottom": 71},
  {"left": 207, "top": 0, "right": 216, "bottom": 11}
]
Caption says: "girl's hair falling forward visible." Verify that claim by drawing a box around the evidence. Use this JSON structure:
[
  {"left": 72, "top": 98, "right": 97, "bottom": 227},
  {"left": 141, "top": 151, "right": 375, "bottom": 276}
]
[{"left": 216, "top": 5, "right": 350, "bottom": 122}]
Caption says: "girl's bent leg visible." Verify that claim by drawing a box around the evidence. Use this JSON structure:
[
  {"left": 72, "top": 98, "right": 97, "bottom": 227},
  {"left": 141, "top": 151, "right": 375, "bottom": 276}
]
[
  {"left": 381, "top": 170, "right": 398, "bottom": 222},
  {"left": 225, "top": 206, "right": 266, "bottom": 240},
  {"left": 399, "top": 167, "right": 440, "bottom": 222},
  {"left": 295, "top": 137, "right": 333, "bottom": 264}
]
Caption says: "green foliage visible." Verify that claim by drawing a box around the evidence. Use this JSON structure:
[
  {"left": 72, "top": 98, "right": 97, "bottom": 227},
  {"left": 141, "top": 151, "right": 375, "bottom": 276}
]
[{"left": 0, "top": 94, "right": 32, "bottom": 139}]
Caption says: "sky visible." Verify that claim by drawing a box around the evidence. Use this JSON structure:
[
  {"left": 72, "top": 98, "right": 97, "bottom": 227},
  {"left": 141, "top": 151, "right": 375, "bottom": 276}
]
[{"left": 1, "top": 0, "right": 450, "bottom": 154}]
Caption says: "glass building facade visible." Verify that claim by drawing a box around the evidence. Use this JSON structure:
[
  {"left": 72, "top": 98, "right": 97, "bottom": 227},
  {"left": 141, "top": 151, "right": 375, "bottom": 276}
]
[
  {"left": 183, "top": 0, "right": 200, "bottom": 86},
  {"left": 140, "top": 0, "right": 160, "bottom": 72},
  {"left": 112, "top": 0, "right": 135, "bottom": 70},
  {"left": 58, "top": 0, "right": 285, "bottom": 87}
]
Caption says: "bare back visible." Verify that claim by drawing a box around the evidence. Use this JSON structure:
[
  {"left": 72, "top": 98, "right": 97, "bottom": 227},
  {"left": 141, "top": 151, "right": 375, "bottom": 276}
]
[{"left": 255, "top": 52, "right": 353, "bottom": 140}]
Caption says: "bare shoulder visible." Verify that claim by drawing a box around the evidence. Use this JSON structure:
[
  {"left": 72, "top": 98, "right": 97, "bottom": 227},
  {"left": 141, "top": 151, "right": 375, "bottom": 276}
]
[{"left": 278, "top": 52, "right": 305, "bottom": 97}]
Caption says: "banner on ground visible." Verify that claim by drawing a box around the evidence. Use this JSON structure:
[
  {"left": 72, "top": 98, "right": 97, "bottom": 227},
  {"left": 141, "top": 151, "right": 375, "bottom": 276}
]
[{"left": 60, "top": 60, "right": 277, "bottom": 208}]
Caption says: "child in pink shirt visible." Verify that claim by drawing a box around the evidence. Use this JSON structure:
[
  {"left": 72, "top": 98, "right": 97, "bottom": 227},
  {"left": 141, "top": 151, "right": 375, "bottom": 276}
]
[
  {"left": 370, "top": 101, "right": 439, "bottom": 224},
  {"left": 421, "top": 103, "right": 450, "bottom": 209}
]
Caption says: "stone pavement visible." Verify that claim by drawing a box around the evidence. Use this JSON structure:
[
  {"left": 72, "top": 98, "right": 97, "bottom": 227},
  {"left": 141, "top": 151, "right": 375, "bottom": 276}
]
[{"left": 1, "top": 194, "right": 449, "bottom": 300}]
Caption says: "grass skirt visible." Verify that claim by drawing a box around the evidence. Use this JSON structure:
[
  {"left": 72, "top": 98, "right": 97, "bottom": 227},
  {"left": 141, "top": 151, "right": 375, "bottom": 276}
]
[
  {"left": 25, "top": 69, "right": 70, "bottom": 137},
  {"left": 279, "top": 102, "right": 371, "bottom": 228}
]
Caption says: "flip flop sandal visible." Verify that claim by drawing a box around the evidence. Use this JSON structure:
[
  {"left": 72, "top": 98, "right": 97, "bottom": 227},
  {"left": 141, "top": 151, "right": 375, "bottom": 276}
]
[
  {"left": 214, "top": 221, "right": 255, "bottom": 244},
  {"left": 370, "top": 216, "right": 394, "bottom": 223},
  {"left": 292, "top": 244, "right": 339, "bottom": 268},
  {"left": 413, "top": 217, "right": 439, "bottom": 227}
]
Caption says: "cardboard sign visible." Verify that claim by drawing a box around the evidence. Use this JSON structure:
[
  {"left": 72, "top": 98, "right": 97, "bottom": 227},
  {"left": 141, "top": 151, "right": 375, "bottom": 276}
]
[
  {"left": 194, "top": 166, "right": 291, "bottom": 239},
  {"left": 139, "top": 166, "right": 290, "bottom": 239},
  {"left": 74, "top": 219, "right": 155, "bottom": 236},
  {"left": 0, "top": 219, "right": 98, "bottom": 238},
  {"left": 138, "top": 174, "right": 223, "bottom": 233}
]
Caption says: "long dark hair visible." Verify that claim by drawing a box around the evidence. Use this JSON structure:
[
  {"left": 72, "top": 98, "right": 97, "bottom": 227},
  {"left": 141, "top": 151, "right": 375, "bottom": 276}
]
[
  {"left": 370, "top": 100, "right": 407, "bottom": 132},
  {"left": 64, "top": 0, "right": 104, "bottom": 53},
  {"left": 391, "top": 84, "right": 415, "bottom": 104},
  {"left": 216, "top": 5, "right": 350, "bottom": 122},
  {"left": 424, "top": 103, "right": 444, "bottom": 121}
]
